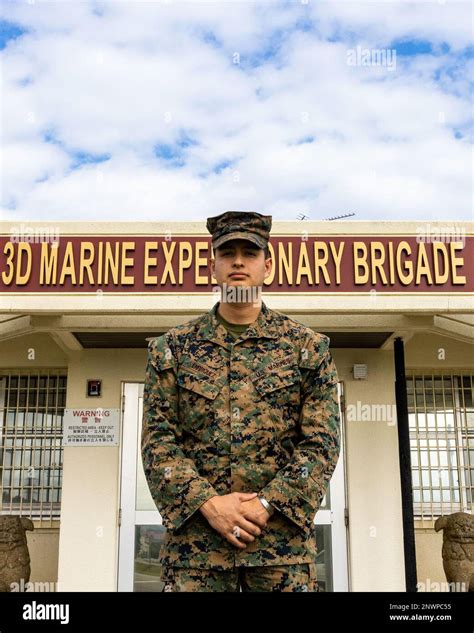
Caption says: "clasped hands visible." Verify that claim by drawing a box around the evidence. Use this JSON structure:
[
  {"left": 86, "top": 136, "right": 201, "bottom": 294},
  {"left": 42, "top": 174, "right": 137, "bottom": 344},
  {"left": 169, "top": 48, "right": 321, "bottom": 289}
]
[{"left": 199, "top": 492, "right": 271, "bottom": 549}]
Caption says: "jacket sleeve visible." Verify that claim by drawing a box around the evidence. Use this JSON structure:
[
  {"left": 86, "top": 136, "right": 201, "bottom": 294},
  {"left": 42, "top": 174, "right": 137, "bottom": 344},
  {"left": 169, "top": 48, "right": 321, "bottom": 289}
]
[
  {"left": 259, "top": 333, "right": 341, "bottom": 534},
  {"left": 141, "top": 332, "right": 219, "bottom": 534}
]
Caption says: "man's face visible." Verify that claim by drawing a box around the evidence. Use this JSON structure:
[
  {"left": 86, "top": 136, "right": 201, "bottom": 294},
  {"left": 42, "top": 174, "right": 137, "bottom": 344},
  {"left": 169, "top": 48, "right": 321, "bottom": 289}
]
[{"left": 210, "top": 239, "right": 272, "bottom": 290}]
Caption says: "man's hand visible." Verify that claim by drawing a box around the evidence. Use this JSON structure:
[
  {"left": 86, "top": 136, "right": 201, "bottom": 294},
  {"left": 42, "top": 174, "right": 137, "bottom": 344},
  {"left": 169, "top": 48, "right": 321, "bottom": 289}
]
[
  {"left": 241, "top": 496, "right": 272, "bottom": 527},
  {"left": 199, "top": 492, "right": 264, "bottom": 549}
]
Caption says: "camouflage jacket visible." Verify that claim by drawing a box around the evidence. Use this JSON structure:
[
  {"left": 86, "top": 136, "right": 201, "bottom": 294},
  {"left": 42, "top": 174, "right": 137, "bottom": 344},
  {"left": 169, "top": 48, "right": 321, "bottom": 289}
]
[{"left": 141, "top": 300, "right": 340, "bottom": 570}]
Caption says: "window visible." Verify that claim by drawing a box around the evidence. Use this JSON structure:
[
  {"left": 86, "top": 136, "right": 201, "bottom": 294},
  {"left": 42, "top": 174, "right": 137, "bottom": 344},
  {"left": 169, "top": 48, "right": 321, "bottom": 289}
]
[
  {"left": 0, "top": 371, "right": 66, "bottom": 526},
  {"left": 407, "top": 373, "right": 473, "bottom": 519}
]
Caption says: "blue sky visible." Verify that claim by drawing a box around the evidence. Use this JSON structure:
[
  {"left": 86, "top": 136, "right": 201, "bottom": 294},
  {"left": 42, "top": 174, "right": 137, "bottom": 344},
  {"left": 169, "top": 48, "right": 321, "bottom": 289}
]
[
  {"left": 0, "top": 1, "right": 472, "bottom": 221},
  {"left": 0, "top": 19, "right": 26, "bottom": 49}
]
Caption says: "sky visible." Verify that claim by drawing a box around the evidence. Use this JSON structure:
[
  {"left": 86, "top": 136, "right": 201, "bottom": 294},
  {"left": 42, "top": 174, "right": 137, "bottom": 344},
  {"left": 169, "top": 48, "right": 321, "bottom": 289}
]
[{"left": 0, "top": 0, "right": 472, "bottom": 222}]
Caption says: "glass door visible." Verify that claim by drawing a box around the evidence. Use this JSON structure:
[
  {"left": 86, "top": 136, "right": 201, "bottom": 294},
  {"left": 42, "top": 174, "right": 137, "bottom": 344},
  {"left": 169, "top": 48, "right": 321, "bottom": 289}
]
[
  {"left": 118, "top": 383, "right": 164, "bottom": 591},
  {"left": 314, "top": 382, "right": 349, "bottom": 591}
]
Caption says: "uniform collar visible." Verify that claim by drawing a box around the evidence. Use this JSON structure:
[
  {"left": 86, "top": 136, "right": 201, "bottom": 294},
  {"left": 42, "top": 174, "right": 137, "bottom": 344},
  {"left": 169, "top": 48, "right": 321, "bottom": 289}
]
[{"left": 196, "top": 299, "right": 280, "bottom": 345}]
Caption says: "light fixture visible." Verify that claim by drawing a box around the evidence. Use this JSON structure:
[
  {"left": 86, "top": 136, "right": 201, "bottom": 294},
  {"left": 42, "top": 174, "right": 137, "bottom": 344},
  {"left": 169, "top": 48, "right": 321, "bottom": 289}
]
[{"left": 353, "top": 364, "right": 368, "bottom": 380}]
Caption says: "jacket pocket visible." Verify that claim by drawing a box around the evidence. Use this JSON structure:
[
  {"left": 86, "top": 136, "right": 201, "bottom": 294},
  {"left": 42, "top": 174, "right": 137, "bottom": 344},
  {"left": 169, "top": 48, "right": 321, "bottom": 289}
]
[
  {"left": 177, "top": 370, "right": 221, "bottom": 400},
  {"left": 253, "top": 366, "right": 302, "bottom": 434},
  {"left": 253, "top": 365, "right": 301, "bottom": 396},
  {"left": 177, "top": 368, "right": 223, "bottom": 432}
]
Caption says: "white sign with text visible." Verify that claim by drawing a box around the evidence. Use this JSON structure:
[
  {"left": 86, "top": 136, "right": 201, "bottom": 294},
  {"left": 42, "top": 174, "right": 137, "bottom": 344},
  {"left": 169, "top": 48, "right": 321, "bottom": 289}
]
[{"left": 63, "top": 408, "right": 120, "bottom": 446}]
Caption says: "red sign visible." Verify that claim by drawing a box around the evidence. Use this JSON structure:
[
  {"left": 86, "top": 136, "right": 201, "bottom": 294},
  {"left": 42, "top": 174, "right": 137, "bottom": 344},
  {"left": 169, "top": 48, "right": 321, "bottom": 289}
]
[{"left": 0, "top": 235, "right": 472, "bottom": 292}]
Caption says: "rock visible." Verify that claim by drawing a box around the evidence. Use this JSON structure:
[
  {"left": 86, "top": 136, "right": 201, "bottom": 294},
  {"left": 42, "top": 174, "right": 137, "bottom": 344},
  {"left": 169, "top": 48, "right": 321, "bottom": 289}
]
[
  {"left": 434, "top": 512, "right": 473, "bottom": 592},
  {"left": 0, "top": 516, "right": 34, "bottom": 592}
]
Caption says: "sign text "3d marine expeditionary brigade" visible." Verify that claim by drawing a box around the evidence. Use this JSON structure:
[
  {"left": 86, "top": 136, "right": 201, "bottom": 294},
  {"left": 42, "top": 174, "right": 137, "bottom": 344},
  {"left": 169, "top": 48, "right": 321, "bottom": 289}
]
[{"left": 0, "top": 234, "right": 471, "bottom": 292}]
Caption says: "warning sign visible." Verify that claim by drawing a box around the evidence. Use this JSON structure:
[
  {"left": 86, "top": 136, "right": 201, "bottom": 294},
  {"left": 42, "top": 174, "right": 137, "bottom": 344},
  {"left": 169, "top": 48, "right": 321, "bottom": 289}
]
[{"left": 63, "top": 408, "right": 119, "bottom": 446}]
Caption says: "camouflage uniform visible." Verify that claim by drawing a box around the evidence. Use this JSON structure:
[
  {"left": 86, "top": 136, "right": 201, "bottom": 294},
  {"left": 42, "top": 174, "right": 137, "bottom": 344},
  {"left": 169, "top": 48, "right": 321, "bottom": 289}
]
[
  {"left": 141, "top": 300, "right": 340, "bottom": 590},
  {"left": 160, "top": 561, "right": 319, "bottom": 592}
]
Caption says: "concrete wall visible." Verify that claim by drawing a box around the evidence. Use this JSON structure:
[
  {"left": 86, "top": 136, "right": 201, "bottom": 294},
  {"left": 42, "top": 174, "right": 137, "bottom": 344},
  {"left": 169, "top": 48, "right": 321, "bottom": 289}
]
[
  {"left": 0, "top": 332, "right": 67, "bottom": 367},
  {"left": 405, "top": 332, "right": 474, "bottom": 370},
  {"left": 414, "top": 524, "right": 445, "bottom": 591},
  {"left": 26, "top": 525, "right": 60, "bottom": 590}
]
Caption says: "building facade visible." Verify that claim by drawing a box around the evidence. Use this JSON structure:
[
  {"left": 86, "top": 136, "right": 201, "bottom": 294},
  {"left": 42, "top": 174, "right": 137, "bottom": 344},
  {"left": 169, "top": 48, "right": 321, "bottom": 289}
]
[{"left": 0, "top": 220, "right": 472, "bottom": 592}]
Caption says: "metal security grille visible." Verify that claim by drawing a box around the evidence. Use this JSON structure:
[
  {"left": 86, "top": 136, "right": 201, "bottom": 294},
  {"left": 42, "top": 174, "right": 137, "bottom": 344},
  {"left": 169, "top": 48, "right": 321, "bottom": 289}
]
[
  {"left": 407, "top": 373, "right": 474, "bottom": 519},
  {"left": 0, "top": 370, "right": 66, "bottom": 526}
]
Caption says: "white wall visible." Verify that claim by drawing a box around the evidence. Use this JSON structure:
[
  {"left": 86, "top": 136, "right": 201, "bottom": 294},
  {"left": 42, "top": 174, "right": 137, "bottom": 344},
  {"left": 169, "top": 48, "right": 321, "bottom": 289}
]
[
  {"left": 334, "top": 349, "right": 405, "bottom": 591},
  {"left": 57, "top": 348, "right": 145, "bottom": 591}
]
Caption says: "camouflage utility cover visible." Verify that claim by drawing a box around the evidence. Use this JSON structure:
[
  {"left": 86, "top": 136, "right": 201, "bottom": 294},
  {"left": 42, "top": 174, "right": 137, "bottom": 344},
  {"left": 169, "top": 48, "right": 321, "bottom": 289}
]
[{"left": 206, "top": 210, "right": 272, "bottom": 249}]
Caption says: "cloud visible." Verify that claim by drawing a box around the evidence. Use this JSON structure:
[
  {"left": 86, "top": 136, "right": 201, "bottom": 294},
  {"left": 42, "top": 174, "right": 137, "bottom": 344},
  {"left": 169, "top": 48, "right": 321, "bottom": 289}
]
[{"left": 0, "top": 2, "right": 472, "bottom": 222}]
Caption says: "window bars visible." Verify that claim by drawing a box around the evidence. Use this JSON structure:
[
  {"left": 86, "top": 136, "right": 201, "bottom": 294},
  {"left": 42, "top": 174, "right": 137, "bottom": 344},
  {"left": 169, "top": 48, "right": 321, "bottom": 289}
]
[
  {"left": 407, "top": 372, "right": 473, "bottom": 520},
  {"left": 0, "top": 370, "right": 66, "bottom": 527}
]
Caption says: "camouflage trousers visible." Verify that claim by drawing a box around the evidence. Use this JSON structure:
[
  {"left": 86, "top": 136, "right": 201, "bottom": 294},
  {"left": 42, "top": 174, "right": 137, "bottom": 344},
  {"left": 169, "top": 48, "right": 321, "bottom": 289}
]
[{"left": 160, "top": 562, "right": 319, "bottom": 592}]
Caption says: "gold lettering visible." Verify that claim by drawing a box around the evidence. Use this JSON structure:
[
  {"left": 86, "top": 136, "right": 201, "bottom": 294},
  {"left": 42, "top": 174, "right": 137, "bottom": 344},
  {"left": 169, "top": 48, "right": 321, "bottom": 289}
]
[
  {"left": 121, "top": 242, "right": 135, "bottom": 285},
  {"left": 371, "top": 242, "right": 388, "bottom": 285},
  {"left": 161, "top": 241, "right": 176, "bottom": 285},
  {"left": 432, "top": 243, "right": 449, "bottom": 284},
  {"left": 79, "top": 242, "right": 95, "bottom": 285},
  {"left": 59, "top": 242, "right": 77, "bottom": 285},
  {"left": 40, "top": 243, "right": 58, "bottom": 285},
  {"left": 415, "top": 243, "right": 433, "bottom": 285},
  {"left": 104, "top": 242, "right": 119, "bottom": 285},
  {"left": 330, "top": 241, "right": 344, "bottom": 285},
  {"left": 2, "top": 242, "right": 14, "bottom": 285},
  {"left": 396, "top": 241, "right": 413, "bottom": 285},
  {"left": 144, "top": 241, "right": 158, "bottom": 284},
  {"left": 14, "top": 243, "right": 31, "bottom": 285},
  {"left": 450, "top": 242, "right": 466, "bottom": 284},
  {"left": 97, "top": 241, "right": 103, "bottom": 285},
  {"left": 388, "top": 241, "right": 395, "bottom": 284},
  {"left": 195, "top": 242, "right": 209, "bottom": 285},
  {"left": 264, "top": 242, "right": 276, "bottom": 285},
  {"left": 314, "top": 242, "right": 330, "bottom": 284},
  {"left": 178, "top": 241, "right": 192, "bottom": 285},
  {"left": 353, "top": 242, "right": 369, "bottom": 284},
  {"left": 279, "top": 242, "right": 292, "bottom": 285},
  {"left": 296, "top": 242, "right": 313, "bottom": 285}
]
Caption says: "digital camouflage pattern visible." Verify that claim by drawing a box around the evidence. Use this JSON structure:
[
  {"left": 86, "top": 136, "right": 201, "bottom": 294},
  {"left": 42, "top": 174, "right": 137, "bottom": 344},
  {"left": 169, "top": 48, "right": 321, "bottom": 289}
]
[
  {"left": 160, "top": 561, "right": 319, "bottom": 592},
  {"left": 206, "top": 210, "right": 272, "bottom": 250},
  {"left": 141, "top": 300, "right": 340, "bottom": 571}
]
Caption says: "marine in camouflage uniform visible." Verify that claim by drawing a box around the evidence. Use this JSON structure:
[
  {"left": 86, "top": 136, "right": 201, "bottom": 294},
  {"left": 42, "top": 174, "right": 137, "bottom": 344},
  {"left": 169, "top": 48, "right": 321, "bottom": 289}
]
[{"left": 141, "top": 211, "right": 341, "bottom": 592}]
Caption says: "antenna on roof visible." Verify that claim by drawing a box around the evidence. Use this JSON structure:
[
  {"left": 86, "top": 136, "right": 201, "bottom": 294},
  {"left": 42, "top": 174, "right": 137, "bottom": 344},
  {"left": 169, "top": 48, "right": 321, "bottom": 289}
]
[
  {"left": 296, "top": 211, "right": 356, "bottom": 221},
  {"left": 322, "top": 212, "right": 356, "bottom": 221}
]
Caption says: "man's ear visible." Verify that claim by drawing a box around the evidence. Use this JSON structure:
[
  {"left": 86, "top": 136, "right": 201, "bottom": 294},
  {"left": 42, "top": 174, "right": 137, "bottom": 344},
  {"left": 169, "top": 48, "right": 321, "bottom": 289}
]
[
  {"left": 264, "top": 256, "right": 273, "bottom": 278},
  {"left": 209, "top": 256, "right": 215, "bottom": 277}
]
